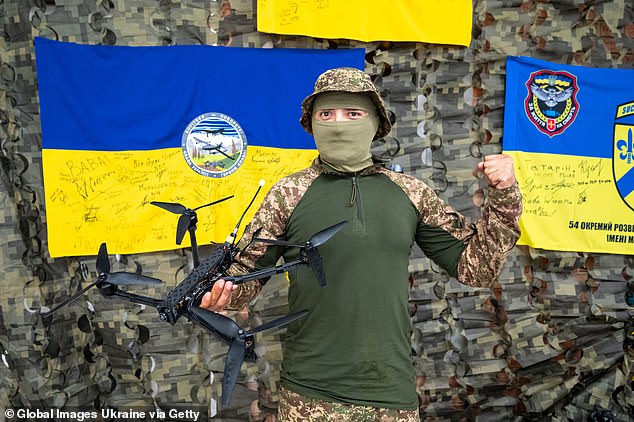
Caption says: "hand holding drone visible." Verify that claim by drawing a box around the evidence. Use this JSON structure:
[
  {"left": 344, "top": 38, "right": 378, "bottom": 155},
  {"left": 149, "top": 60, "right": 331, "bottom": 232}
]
[{"left": 42, "top": 181, "right": 347, "bottom": 407}]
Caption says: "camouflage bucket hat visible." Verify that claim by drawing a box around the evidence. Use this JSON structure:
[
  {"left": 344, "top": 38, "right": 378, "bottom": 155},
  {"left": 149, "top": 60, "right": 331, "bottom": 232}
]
[{"left": 300, "top": 67, "right": 391, "bottom": 140}]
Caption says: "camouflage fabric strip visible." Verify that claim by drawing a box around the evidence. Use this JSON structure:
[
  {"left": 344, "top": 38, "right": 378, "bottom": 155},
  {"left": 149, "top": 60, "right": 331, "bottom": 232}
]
[{"left": 278, "top": 387, "right": 420, "bottom": 422}]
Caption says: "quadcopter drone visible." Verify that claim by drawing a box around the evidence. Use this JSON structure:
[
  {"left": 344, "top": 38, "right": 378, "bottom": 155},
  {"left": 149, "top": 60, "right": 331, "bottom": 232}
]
[{"left": 42, "top": 181, "right": 347, "bottom": 406}]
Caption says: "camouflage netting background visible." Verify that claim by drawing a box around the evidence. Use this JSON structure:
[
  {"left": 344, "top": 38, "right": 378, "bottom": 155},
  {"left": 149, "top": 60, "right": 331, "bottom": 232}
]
[{"left": 1, "top": 0, "right": 633, "bottom": 421}]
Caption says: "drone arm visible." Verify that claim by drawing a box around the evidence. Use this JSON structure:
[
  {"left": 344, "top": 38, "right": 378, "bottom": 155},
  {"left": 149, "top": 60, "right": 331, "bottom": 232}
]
[
  {"left": 99, "top": 285, "right": 164, "bottom": 308},
  {"left": 224, "top": 258, "right": 305, "bottom": 285}
]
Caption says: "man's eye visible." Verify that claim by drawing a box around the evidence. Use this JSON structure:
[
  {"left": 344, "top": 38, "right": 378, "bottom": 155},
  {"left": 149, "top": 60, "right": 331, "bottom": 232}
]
[{"left": 348, "top": 110, "right": 367, "bottom": 119}]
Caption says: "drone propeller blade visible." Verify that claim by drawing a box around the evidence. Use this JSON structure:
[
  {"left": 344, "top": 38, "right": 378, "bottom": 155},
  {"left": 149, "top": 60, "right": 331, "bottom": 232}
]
[
  {"left": 254, "top": 221, "right": 348, "bottom": 249},
  {"left": 176, "top": 213, "right": 191, "bottom": 245},
  {"left": 310, "top": 220, "right": 348, "bottom": 247},
  {"left": 190, "top": 306, "right": 308, "bottom": 406},
  {"left": 189, "top": 307, "right": 242, "bottom": 341},
  {"left": 220, "top": 310, "right": 309, "bottom": 406},
  {"left": 106, "top": 272, "right": 162, "bottom": 285},
  {"left": 249, "top": 309, "right": 309, "bottom": 334},
  {"left": 305, "top": 248, "right": 328, "bottom": 287},
  {"left": 252, "top": 237, "right": 301, "bottom": 248},
  {"left": 193, "top": 195, "right": 234, "bottom": 211},
  {"left": 96, "top": 243, "right": 111, "bottom": 275},
  {"left": 95, "top": 244, "right": 161, "bottom": 285},
  {"left": 41, "top": 280, "right": 100, "bottom": 318},
  {"left": 222, "top": 339, "right": 246, "bottom": 407},
  {"left": 153, "top": 197, "right": 234, "bottom": 246},
  {"left": 150, "top": 201, "right": 187, "bottom": 215}
]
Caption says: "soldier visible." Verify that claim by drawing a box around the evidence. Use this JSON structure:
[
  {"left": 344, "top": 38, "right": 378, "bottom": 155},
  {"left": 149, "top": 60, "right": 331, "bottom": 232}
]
[{"left": 200, "top": 67, "right": 522, "bottom": 421}]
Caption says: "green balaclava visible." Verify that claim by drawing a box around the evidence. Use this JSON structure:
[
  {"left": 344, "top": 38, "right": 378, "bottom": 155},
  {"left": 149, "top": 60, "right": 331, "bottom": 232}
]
[{"left": 311, "top": 92, "right": 379, "bottom": 173}]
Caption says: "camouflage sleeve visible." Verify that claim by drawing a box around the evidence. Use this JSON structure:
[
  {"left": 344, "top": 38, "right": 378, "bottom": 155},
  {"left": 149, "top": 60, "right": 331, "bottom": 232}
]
[
  {"left": 224, "top": 167, "right": 317, "bottom": 309},
  {"left": 455, "top": 182, "right": 522, "bottom": 287},
  {"left": 385, "top": 169, "right": 521, "bottom": 288},
  {"left": 223, "top": 182, "right": 290, "bottom": 310}
]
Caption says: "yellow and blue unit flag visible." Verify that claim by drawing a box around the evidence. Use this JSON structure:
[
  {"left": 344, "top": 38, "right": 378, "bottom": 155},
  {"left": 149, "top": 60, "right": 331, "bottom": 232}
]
[
  {"left": 257, "top": 0, "right": 472, "bottom": 46},
  {"left": 503, "top": 56, "right": 634, "bottom": 255},
  {"left": 35, "top": 37, "right": 364, "bottom": 257}
]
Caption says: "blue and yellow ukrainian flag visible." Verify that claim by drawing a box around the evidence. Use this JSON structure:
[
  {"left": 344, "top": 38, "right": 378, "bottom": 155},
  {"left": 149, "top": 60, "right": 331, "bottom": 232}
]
[
  {"left": 503, "top": 56, "right": 634, "bottom": 255},
  {"left": 34, "top": 37, "right": 364, "bottom": 257}
]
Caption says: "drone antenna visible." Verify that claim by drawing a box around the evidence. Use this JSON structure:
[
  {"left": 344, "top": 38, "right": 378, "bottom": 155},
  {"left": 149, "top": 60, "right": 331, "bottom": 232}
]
[{"left": 226, "top": 179, "right": 265, "bottom": 246}]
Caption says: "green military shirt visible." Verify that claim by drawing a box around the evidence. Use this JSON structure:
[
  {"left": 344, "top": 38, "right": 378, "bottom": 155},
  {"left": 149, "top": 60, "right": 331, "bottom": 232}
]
[{"left": 229, "top": 158, "right": 522, "bottom": 409}]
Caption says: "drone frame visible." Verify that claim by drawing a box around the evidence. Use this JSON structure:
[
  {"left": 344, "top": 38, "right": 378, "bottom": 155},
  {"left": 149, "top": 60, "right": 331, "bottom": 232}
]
[{"left": 42, "top": 185, "right": 347, "bottom": 407}]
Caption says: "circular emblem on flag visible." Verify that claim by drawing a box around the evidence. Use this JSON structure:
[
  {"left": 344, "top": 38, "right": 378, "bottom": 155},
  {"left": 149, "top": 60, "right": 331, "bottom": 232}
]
[
  {"left": 524, "top": 70, "right": 579, "bottom": 137},
  {"left": 182, "top": 113, "right": 247, "bottom": 178}
]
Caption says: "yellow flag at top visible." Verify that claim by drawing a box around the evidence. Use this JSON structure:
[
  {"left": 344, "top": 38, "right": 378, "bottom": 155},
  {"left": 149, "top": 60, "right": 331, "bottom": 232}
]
[{"left": 257, "top": 0, "right": 472, "bottom": 46}]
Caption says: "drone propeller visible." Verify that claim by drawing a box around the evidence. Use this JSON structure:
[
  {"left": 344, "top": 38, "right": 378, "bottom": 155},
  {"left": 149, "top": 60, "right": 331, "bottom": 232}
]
[
  {"left": 189, "top": 307, "right": 308, "bottom": 407},
  {"left": 151, "top": 201, "right": 191, "bottom": 245},
  {"left": 96, "top": 243, "right": 163, "bottom": 286},
  {"left": 309, "top": 220, "right": 348, "bottom": 247},
  {"left": 253, "top": 220, "right": 348, "bottom": 248},
  {"left": 42, "top": 243, "right": 161, "bottom": 319},
  {"left": 151, "top": 195, "right": 234, "bottom": 245},
  {"left": 253, "top": 221, "right": 348, "bottom": 287}
]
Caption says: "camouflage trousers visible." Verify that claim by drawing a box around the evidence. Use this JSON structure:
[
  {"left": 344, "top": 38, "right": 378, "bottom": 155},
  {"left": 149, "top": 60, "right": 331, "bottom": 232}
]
[{"left": 278, "top": 387, "right": 420, "bottom": 422}]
